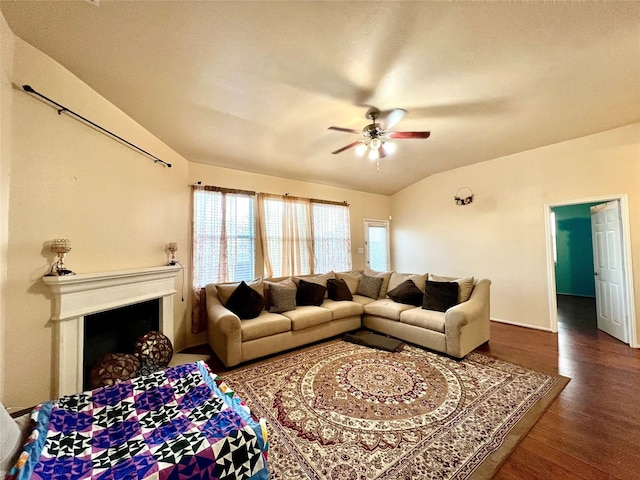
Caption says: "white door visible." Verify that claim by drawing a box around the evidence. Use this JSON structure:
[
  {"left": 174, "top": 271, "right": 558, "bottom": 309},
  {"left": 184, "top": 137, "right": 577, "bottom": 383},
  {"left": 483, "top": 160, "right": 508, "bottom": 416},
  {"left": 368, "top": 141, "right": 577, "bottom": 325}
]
[
  {"left": 364, "top": 220, "right": 390, "bottom": 271},
  {"left": 591, "top": 200, "right": 629, "bottom": 343}
]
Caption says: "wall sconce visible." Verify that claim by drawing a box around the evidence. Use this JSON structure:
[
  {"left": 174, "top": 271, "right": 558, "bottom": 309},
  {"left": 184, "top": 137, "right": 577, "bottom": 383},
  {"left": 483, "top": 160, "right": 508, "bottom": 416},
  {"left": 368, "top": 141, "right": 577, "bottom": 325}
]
[
  {"left": 46, "top": 239, "right": 75, "bottom": 276},
  {"left": 167, "top": 242, "right": 178, "bottom": 265},
  {"left": 454, "top": 187, "right": 474, "bottom": 206}
]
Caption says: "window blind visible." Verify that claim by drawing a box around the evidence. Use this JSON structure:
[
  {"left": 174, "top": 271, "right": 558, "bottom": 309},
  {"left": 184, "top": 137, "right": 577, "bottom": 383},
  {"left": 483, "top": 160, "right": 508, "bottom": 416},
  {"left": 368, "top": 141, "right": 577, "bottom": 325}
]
[
  {"left": 192, "top": 188, "right": 255, "bottom": 287},
  {"left": 312, "top": 201, "right": 352, "bottom": 273}
]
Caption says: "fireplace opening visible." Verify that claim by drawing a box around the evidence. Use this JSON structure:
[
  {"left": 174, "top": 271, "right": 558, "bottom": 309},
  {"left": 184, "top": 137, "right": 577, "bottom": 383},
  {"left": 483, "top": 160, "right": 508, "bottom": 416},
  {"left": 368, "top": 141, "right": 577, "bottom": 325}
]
[{"left": 83, "top": 299, "right": 160, "bottom": 390}]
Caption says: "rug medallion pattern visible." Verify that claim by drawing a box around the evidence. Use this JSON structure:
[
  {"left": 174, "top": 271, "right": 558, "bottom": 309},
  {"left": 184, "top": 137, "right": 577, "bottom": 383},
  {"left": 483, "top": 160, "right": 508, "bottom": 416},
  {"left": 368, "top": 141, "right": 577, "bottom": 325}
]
[{"left": 223, "top": 340, "right": 566, "bottom": 479}]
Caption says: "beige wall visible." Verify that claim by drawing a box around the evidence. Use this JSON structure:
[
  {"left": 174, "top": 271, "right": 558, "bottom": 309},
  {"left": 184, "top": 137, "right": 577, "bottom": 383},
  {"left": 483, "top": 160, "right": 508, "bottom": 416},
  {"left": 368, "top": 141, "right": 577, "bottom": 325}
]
[
  {"left": 1, "top": 31, "right": 191, "bottom": 409},
  {"left": 0, "top": 10, "right": 15, "bottom": 402},
  {"left": 391, "top": 124, "right": 640, "bottom": 345}
]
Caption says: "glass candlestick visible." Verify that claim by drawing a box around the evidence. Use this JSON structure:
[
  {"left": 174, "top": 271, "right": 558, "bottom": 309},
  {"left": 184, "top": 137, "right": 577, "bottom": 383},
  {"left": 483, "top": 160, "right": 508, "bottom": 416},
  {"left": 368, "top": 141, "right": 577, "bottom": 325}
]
[{"left": 47, "top": 238, "right": 75, "bottom": 276}]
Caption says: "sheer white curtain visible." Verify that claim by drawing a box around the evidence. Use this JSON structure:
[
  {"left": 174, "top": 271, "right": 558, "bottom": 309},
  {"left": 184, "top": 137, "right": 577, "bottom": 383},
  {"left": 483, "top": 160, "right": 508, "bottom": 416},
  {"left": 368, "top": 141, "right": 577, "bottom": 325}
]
[
  {"left": 258, "top": 193, "right": 313, "bottom": 278},
  {"left": 191, "top": 186, "right": 255, "bottom": 333}
]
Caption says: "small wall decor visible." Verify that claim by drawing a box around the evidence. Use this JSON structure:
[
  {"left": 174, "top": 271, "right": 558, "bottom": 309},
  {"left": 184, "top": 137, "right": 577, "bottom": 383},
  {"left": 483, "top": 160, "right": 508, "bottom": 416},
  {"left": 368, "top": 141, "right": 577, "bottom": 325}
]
[{"left": 454, "top": 187, "right": 474, "bottom": 206}]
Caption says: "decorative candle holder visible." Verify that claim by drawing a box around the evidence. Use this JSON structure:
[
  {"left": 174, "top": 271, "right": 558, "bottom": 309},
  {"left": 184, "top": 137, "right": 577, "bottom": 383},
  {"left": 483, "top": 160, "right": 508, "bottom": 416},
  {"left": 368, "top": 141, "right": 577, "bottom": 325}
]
[
  {"left": 47, "top": 238, "right": 75, "bottom": 276},
  {"left": 167, "top": 242, "right": 178, "bottom": 265}
]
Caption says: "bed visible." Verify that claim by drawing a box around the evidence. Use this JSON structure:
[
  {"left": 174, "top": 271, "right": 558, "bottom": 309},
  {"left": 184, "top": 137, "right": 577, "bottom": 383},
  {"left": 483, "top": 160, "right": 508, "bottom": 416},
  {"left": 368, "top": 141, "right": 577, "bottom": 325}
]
[{"left": 5, "top": 361, "right": 269, "bottom": 480}]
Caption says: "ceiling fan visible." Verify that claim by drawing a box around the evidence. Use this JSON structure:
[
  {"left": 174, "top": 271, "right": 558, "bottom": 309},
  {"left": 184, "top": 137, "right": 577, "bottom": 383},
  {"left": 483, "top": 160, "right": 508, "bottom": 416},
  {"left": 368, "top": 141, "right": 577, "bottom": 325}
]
[{"left": 328, "top": 107, "right": 431, "bottom": 163}]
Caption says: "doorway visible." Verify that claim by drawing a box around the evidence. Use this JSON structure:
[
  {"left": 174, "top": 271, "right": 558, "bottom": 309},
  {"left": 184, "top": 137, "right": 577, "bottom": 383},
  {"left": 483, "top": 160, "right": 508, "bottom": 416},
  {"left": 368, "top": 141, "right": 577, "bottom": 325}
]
[
  {"left": 545, "top": 195, "right": 637, "bottom": 347},
  {"left": 364, "top": 219, "right": 390, "bottom": 271},
  {"left": 551, "top": 202, "right": 600, "bottom": 332}
]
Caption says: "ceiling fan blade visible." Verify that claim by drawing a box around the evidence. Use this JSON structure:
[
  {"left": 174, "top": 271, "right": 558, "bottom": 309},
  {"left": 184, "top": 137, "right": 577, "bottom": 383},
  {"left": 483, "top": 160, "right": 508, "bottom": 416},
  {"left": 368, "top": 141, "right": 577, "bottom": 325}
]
[
  {"left": 331, "top": 140, "right": 362, "bottom": 154},
  {"left": 389, "top": 131, "right": 431, "bottom": 139},
  {"left": 378, "top": 146, "right": 387, "bottom": 159},
  {"left": 379, "top": 108, "right": 407, "bottom": 130},
  {"left": 328, "top": 126, "right": 362, "bottom": 134}
]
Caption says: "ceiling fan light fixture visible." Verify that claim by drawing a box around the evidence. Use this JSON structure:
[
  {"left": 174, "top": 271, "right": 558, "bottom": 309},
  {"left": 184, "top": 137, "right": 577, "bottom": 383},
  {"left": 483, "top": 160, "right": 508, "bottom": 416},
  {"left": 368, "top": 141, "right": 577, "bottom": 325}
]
[
  {"left": 383, "top": 142, "right": 396, "bottom": 154},
  {"left": 355, "top": 143, "right": 367, "bottom": 156},
  {"left": 368, "top": 148, "right": 379, "bottom": 161},
  {"left": 369, "top": 137, "right": 382, "bottom": 150}
]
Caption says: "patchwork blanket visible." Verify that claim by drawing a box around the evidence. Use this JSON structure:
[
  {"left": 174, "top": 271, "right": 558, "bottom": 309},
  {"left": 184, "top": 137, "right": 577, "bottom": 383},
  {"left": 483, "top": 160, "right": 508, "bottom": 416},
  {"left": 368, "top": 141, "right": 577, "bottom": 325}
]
[{"left": 8, "top": 361, "right": 269, "bottom": 480}]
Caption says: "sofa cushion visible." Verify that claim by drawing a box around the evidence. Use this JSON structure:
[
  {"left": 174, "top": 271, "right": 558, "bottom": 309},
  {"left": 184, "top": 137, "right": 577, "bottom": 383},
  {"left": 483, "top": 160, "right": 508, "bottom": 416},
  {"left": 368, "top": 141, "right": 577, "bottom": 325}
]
[
  {"left": 386, "top": 279, "right": 424, "bottom": 306},
  {"left": 400, "top": 307, "right": 446, "bottom": 333},
  {"left": 387, "top": 272, "right": 428, "bottom": 293},
  {"left": 320, "top": 299, "right": 363, "bottom": 319},
  {"left": 226, "top": 281, "right": 266, "bottom": 319},
  {"left": 356, "top": 274, "right": 384, "bottom": 299},
  {"left": 217, "top": 277, "right": 264, "bottom": 305},
  {"left": 282, "top": 306, "right": 332, "bottom": 330},
  {"left": 296, "top": 279, "right": 327, "bottom": 306},
  {"left": 241, "top": 311, "right": 292, "bottom": 341},
  {"left": 423, "top": 281, "right": 459, "bottom": 312},
  {"left": 335, "top": 271, "right": 361, "bottom": 294},
  {"left": 327, "top": 278, "right": 353, "bottom": 301},
  {"left": 364, "top": 298, "right": 416, "bottom": 320},
  {"left": 268, "top": 283, "right": 297, "bottom": 313},
  {"left": 351, "top": 294, "right": 377, "bottom": 306},
  {"left": 429, "top": 274, "right": 475, "bottom": 303},
  {"left": 364, "top": 268, "right": 393, "bottom": 298}
]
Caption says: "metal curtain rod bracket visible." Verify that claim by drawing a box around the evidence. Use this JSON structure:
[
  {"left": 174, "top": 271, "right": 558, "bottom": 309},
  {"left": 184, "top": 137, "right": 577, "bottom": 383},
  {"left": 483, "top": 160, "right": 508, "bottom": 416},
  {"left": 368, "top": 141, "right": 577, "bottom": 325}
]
[{"left": 22, "top": 85, "right": 171, "bottom": 168}]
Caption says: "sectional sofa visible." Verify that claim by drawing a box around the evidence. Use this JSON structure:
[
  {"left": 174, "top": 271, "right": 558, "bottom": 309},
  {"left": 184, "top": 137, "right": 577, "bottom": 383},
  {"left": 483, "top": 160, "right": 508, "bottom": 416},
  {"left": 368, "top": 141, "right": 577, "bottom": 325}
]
[{"left": 205, "top": 270, "right": 491, "bottom": 367}]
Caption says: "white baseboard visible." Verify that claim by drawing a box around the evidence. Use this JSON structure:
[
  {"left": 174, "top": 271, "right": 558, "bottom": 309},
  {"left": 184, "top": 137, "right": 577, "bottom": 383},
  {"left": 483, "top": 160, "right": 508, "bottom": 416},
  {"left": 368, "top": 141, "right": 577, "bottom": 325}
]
[{"left": 490, "top": 318, "right": 554, "bottom": 332}]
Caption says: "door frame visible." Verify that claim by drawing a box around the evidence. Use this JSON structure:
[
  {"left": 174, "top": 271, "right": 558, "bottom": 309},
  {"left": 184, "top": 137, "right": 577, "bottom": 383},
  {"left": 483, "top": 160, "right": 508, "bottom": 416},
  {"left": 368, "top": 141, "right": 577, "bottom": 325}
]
[
  {"left": 544, "top": 194, "right": 637, "bottom": 347},
  {"left": 363, "top": 218, "right": 391, "bottom": 271}
]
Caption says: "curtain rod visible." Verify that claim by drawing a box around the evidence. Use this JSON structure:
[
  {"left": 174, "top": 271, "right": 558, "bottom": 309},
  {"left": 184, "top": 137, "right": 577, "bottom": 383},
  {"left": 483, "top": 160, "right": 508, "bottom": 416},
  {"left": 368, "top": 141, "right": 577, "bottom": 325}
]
[
  {"left": 22, "top": 85, "right": 171, "bottom": 168},
  {"left": 192, "top": 183, "right": 348, "bottom": 206}
]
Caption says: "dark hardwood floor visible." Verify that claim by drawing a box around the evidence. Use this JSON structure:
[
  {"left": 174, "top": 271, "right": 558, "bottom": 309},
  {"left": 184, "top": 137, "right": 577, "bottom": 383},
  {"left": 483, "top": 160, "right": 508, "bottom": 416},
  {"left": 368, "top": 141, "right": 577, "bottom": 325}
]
[{"left": 477, "top": 295, "right": 640, "bottom": 479}]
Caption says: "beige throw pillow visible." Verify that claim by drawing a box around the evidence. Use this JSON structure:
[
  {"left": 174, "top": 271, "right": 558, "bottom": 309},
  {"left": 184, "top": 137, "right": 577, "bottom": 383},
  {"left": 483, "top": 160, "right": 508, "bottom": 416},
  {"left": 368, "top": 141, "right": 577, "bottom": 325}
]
[
  {"left": 336, "top": 271, "right": 362, "bottom": 294},
  {"left": 429, "top": 274, "right": 475, "bottom": 303},
  {"left": 216, "top": 277, "right": 264, "bottom": 306}
]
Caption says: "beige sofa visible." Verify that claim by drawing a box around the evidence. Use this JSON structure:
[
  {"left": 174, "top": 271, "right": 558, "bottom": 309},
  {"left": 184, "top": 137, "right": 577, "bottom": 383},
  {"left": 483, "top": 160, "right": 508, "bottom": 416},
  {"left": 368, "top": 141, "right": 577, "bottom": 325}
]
[{"left": 205, "top": 271, "right": 491, "bottom": 367}]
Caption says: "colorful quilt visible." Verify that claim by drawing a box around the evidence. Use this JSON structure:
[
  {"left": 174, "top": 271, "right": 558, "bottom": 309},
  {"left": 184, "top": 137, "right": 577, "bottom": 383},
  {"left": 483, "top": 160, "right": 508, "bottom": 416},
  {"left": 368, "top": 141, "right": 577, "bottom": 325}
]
[{"left": 8, "top": 361, "right": 269, "bottom": 480}]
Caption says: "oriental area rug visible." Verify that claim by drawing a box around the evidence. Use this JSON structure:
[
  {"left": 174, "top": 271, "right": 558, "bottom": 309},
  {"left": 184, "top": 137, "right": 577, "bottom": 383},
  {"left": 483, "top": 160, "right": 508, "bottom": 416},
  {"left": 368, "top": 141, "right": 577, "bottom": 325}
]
[{"left": 221, "top": 339, "right": 569, "bottom": 480}]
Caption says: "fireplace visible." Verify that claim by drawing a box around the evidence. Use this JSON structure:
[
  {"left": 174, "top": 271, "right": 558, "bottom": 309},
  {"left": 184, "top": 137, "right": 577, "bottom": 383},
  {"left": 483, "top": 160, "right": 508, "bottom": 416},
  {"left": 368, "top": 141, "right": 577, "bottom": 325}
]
[
  {"left": 42, "top": 266, "right": 181, "bottom": 397},
  {"left": 83, "top": 299, "right": 160, "bottom": 390}
]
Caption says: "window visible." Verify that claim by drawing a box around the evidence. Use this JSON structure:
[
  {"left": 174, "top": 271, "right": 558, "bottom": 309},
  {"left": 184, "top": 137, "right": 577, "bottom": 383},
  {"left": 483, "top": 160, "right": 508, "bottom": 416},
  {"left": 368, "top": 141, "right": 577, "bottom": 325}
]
[
  {"left": 364, "top": 219, "right": 390, "bottom": 271},
  {"left": 258, "top": 194, "right": 352, "bottom": 277},
  {"left": 192, "top": 187, "right": 255, "bottom": 287},
  {"left": 312, "top": 201, "right": 352, "bottom": 273}
]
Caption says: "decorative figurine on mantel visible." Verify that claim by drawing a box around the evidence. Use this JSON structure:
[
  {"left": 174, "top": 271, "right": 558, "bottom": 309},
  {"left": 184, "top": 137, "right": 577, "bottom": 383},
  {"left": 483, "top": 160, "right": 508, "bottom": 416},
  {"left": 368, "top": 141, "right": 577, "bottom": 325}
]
[
  {"left": 167, "top": 242, "right": 178, "bottom": 266},
  {"left": 46, "top": 238, "right": 75, "bottom": 276}
]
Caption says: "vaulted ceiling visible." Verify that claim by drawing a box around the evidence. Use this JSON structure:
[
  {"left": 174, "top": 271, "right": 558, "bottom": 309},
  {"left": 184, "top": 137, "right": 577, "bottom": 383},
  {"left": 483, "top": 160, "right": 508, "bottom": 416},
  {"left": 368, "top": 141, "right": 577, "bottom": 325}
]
[{"left": 2, "top": 1, "right": 639, "bottom": 195}]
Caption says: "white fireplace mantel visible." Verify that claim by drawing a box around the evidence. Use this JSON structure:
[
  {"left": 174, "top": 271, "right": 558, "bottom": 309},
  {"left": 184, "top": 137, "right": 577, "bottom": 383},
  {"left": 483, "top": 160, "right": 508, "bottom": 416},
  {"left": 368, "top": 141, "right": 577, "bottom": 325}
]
[{"left": 43, "top": 265, "right": 182, "bottom": 397}]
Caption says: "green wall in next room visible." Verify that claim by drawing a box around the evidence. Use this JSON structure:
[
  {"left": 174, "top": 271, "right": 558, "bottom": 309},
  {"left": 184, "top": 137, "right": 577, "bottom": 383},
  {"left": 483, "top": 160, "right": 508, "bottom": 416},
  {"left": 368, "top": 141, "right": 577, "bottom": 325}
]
[{"left": 552, "top": 202, "right": 602, "bottom": 297}]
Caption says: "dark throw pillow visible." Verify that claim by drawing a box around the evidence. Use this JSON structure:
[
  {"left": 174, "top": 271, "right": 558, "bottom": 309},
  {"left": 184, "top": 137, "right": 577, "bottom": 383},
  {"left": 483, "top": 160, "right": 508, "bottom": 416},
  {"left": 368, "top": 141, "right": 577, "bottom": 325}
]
[
  {"left": 387, "top": 279, "right": 423, "bottom": 306},
  {"left": 356, "top": 274, "right": 384, "bottom": 299},
  {"left": 269, "top": 283, "right": 297, "bottom": 313},
  {"left": 422, "top": 280, "right": 460, "bottom": 312},
  {"left": 327, "top": 278, "right": 353, "bottom": 301},
  {"left": 226, "top": 280, "right": 266, "bottom": 319},
  {"left": 296, "top": 279, "right": 326, "bottom": 306}
]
